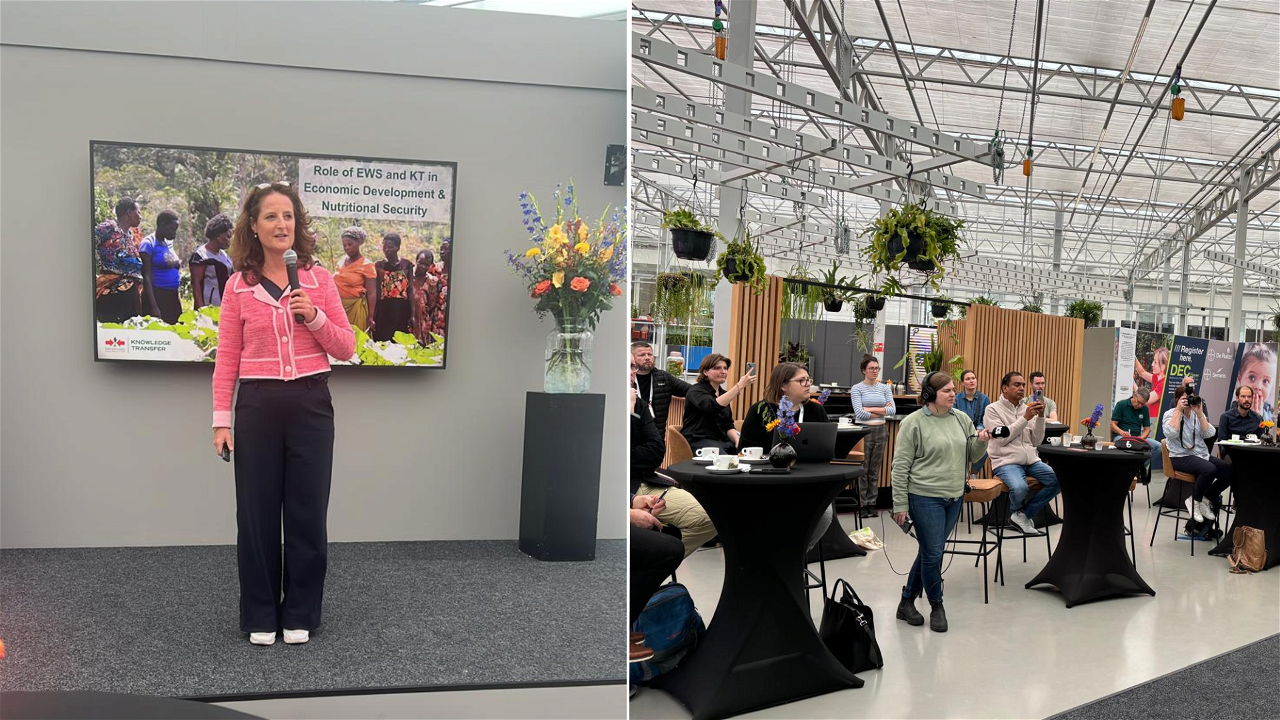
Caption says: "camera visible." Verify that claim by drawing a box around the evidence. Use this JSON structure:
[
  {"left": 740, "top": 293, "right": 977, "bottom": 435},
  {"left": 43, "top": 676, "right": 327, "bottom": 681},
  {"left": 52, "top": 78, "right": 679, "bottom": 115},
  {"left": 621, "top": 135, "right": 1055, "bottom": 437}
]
[{"left": 1185, "top": 383, "right": 1201, "bottom": 407}]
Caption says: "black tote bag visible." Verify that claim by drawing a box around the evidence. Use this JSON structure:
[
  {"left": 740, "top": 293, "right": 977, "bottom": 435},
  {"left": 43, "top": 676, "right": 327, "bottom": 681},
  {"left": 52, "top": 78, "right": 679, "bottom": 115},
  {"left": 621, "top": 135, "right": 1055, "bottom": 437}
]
[{"left": 818, "top": 578, "right": 884, "bottom": 673}]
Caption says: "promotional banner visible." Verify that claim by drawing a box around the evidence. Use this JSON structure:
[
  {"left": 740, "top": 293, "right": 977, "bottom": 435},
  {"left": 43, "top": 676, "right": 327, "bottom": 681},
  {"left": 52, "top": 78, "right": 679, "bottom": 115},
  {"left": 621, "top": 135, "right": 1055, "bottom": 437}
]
[
  {"left": 92, "top": 141, "right": 456, "bottom": 367},
  {"left": 1154, "top": 336, "right": 1209, "bottom": 442},
  {"left": 904, "top": 325, "right": 937, "bottom": 392},
  {"left": 1114, "top": 327, "right": 1137, "bottom": 405},
  {"left": 1133, "top": 330, "right": 1174, "bottom": 422},
  {"left": 1200, "top": 340, "right": 1239, "bottom": 418},
  {"left": 1228, "top": 342, "right": 1277, "bottom": 422}
]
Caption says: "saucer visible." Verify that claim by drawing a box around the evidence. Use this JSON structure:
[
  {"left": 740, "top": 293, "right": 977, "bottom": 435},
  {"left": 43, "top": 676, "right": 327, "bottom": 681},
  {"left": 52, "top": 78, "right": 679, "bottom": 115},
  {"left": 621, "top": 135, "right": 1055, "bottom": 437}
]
[
  {"left": 737, "top": 456, "right": 770, "bottom": 464},
  {"left": 692, "top": 456, "right": 716, "bottom": 463},
  {"left": 706, "top": 465, "right": 749, "bottom": 474}
]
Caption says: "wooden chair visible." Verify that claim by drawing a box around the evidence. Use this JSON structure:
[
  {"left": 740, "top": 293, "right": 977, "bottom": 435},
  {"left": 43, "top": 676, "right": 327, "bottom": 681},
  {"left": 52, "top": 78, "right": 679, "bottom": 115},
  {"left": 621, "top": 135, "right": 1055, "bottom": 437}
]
[
  {"left": 665, "top": 397, "right": 685, "bottom": 428},
  {"left": 1152, "top": 439, "right": 1200, "bottom": 555},
  {"left": 661, "top": 426, "right": 694, "bottom": 469},
  {"left": 940, "top": 478, "right": 1004, "bottom": 604}
]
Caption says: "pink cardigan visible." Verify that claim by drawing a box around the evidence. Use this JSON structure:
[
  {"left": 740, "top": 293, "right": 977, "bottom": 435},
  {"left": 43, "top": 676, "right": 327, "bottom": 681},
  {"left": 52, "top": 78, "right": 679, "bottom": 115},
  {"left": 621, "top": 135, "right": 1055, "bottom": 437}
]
[{"left": 212, "top": 265, "right": 356, "bottom": 427}]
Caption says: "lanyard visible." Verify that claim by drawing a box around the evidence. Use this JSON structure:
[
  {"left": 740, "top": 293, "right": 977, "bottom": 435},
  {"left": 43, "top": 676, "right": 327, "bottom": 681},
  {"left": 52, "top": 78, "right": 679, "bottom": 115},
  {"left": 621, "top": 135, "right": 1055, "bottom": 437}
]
[{"left": 634, "top": 375, "right": 654, "bottom": 418}]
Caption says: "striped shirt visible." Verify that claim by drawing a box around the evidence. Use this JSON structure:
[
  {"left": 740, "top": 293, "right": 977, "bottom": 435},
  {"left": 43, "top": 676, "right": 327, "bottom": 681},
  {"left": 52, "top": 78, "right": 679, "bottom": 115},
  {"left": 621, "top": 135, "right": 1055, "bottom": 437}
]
[{"left": 850, "top": 381, "right": 896, "bottom": 421}]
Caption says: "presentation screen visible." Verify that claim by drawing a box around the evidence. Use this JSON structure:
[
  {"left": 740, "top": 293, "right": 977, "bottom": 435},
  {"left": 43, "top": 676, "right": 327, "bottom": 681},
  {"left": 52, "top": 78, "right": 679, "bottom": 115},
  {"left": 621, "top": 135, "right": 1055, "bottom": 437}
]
[{"left": 91, "top": 140, "right": 456, "bottom": 367}]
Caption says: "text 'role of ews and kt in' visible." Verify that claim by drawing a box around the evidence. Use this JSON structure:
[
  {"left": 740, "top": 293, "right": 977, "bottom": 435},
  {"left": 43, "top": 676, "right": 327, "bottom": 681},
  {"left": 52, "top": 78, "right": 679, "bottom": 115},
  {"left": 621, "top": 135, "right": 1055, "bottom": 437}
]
[{"left": 299, "top": 158, "right": 454, "bottom": 223}]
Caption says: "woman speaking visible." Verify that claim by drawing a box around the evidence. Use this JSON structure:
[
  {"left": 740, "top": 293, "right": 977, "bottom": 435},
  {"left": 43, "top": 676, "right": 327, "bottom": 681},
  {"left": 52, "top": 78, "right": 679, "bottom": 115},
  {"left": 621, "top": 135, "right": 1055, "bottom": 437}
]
[
  {"left": 891, "top": 372, "right": 991, "bottom": 633},
  {"left": 211, "top": 182, "right": 355, "bottom": 646}
]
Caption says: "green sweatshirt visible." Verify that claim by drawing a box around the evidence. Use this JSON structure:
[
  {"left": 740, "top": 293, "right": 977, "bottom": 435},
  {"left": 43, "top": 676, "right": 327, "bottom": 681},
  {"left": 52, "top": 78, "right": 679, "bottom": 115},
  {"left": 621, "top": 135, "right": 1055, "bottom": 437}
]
[{"left": 892, "top": 407, "right": 988, "bottom": 512}]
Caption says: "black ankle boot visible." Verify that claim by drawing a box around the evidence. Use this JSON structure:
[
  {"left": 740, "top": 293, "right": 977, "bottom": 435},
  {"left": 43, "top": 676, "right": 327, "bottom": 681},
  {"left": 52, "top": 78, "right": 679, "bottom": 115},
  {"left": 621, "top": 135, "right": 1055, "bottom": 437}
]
[
  {"left": 929, "top": 600, "right": 948, "bottom": 632},
  {"left": 897, "top": 591, "right": 924, "bottom": 626}
]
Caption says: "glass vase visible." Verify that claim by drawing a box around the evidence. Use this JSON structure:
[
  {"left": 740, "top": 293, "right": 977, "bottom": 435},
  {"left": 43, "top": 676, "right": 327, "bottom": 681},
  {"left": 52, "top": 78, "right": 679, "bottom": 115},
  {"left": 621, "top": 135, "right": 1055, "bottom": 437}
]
[
  {"left": 1080, "top": 429, "right": 1098, "bottom": 450},
  {"left": 544, "top": 320, "right": 593, "bottom": 394},
  {"left": 769, "top": 438, "right": 797, "bottom": 469}
]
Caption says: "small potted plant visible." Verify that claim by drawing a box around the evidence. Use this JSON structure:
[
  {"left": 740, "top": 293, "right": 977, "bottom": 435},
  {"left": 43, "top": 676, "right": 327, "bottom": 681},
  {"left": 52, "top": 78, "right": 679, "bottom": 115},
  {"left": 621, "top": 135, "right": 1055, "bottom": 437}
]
[
  {"left": 960, "top": 295, "right": 998, "bottom": 318},
  {"left": 1066, "top": 298, "right": 1104, "bottom": 328},
  {"left": 818, "top": 260, "right": 856, "bottom": 312},
  {"left": 1259, "top": 420, "right": 1276, "bottom": 446},
  {"left": 715, "top": 230, "right": 768, "bottom": 294},
  {"left": 1079, "top": 403, "right": 1105, "bottom": 449},
  {"left": 861, "top": 201, "right": 966, "bottom": 294},
  {"left": 1020, "top": 302, "right": 1044, "bottom": 313},
  {"left": 662, "top": 208, "right": 720, "bottom": 261},
  {"left": 931, "top": 296, "right": 954, "bottom": 320}
]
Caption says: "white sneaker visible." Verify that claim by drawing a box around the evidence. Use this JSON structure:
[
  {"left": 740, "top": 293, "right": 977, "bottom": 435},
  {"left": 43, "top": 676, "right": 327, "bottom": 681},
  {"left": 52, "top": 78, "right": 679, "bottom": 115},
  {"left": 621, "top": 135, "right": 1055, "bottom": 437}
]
[
  {"left": 282, "top": 629, "right": 310, "bottom": 644},
  {"left": 1199, "top": 498, "right": 1216, "bottom": 521},
  {"left": 1010, "top": 511, "right": 1044, "bottom": 536},
  {"left": 1191, "top": 499, "right": 1205, "bottom": 523},
  {"left": 249, "top": 632, "right": 276, "bottom": 646}
]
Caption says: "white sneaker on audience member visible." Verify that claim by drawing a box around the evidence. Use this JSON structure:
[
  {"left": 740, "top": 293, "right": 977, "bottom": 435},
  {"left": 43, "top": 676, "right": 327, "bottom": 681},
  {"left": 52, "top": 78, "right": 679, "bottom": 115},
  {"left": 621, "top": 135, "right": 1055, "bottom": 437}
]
[
  {"left": 1191, "top": 499, "right": 1205, "bottom": 523},
  {"left": 1010, "top": 511, "right": 1043, "bottom": 536},
  {"left": 1199, "top": 498, "right": 1216, "bottom": 522},
  {"left": 249, "top": 632, "right": 276, "bottom": 646},
  {"left": 283, "top": 629, "right": 310, "bottom": 644}
]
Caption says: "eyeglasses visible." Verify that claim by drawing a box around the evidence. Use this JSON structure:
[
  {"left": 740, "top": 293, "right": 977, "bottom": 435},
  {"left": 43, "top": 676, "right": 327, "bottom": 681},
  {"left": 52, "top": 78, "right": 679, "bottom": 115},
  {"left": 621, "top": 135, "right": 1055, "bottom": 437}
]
[
  {"left": 792, "top": 377, "right": 812, "bottom": 385},
  {"left": 254, "top": 181, "right": 291, "bottom": 191}
]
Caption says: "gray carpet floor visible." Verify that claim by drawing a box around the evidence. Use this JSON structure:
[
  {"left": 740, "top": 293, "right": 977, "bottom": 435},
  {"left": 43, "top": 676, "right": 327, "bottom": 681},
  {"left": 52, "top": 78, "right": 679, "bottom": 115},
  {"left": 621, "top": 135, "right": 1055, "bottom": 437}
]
[
  {"left": 0, "top": 540, "right": 625, "bottom": 698},
  {"left": 1048, "top": 634, "right": 1279, "bottom": 720}
]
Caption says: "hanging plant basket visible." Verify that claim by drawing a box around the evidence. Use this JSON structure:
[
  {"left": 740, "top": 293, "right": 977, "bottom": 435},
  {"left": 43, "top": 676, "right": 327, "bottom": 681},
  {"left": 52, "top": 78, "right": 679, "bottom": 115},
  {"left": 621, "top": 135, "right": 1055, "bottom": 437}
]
[
  {"left": 866, "top": 295, "right": 886, "bottom": 312},
  {"left": 671, "top": 227, "right": 716, "bottom": 261},
  {"left": 931, "top": 302, "right": 951, "bottom": 319},
  {"left": 861, "top": 201, "right": 965, "bottom": 294},
  {"left": 722, "top": 256, "right": 738, "bottom": 280},
  {"left": 823, "top": 296, "right": 844, "bottom": 313},
  {"left": 715, "top": 231, "right": 768, "bottom": 294}
]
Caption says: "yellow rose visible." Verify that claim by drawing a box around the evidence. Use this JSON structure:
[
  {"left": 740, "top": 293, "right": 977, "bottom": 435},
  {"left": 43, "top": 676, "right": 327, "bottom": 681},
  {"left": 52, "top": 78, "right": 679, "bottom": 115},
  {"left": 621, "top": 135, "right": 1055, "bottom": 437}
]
[
  {"left": 574, "top": 242, "right": 591, "bottom": 254},
  {"left": 552, "top": 271, "right": 565, "bottom": 288},
  {"left": 577, "top": 224, "right": 589, "bottom": 241},
  {"left": 525, "top": 247, "right": 541, "bottom": 257}
]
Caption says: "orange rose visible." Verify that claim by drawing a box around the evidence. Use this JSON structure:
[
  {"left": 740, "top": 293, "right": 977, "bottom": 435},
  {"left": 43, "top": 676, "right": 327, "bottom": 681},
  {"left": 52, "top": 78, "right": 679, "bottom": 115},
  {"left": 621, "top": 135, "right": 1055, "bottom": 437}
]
[
  {"left": 532, "top": 280, "right": 552, "bottom": 297},
  {"left": 570, "top": 277, "right": 591, "bottom": 292},
  {"left": 609, "top": 283, "right": 623, "bottom": 296}
]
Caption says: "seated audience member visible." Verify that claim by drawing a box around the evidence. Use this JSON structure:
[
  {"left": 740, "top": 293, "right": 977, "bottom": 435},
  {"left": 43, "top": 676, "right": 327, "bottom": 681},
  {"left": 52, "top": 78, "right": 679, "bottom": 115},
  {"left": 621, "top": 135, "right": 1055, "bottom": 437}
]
[
  {"left": 892, "top": 372, "right": 992, "bottom": 632},
  {"left": 631, "top": 341, "right": 691, "bottom": 438},
  {"left": 1018, "top": 371, "right": 1060, "bottom": 422},
  {"left": 1111, "top": 386, "right": 1160, "bottom": 480},
  {"left": 738, "top": 362, "right": 833, "bottom": 551},
  {"left": 954, "top": 369, "right": 991, "bottom": 475},
  {"left": 628, "top": 493, "right": 682, "bottom": 662},
  {"left": 631, "top": 362, "right": 716, "bottom": 558},
  {"left": 850, "top": 354, "right": 895, "bottom": 518},
  {"left": 1164, "top": 383, "right": 1231, "bottom": 522},
  {"left": 983, "top": 372, "right": 1060, "bottom": 536},
  {"left": 1218, "top": 385, "right": 1262, "bottom": 447},
  {"left": 681, "top": 353, "right": 756, "bottom": 454}
]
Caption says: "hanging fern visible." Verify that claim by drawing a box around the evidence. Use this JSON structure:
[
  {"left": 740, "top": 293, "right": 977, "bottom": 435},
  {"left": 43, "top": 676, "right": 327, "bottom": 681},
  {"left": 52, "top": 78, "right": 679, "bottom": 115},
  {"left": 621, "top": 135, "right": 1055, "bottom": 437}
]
[
  {"left": 650, "top": 271, "right": 715, "bottom": 326},
  {"left": 781, "top": 267, "right": 825, "bottom": 347}
]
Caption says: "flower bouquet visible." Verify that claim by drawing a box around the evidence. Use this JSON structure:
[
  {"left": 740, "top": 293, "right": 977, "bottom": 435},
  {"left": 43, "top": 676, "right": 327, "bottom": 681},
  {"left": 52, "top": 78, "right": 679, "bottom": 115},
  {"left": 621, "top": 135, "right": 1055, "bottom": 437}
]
[
  {"left": 765, "top": 395, "right": 803, "bottom": 468},
  {"left": 507, "top": 182, "right": 627, "bottom": 393},
  {"left": 816, "top": 388, "right": 832, "bottom": 405},
  {"left": 1079, "top": 403, "right": 1104, "bottom": 449},
  {"left": 1260, "top": 420, "right": 1276, "bottom": 446}
]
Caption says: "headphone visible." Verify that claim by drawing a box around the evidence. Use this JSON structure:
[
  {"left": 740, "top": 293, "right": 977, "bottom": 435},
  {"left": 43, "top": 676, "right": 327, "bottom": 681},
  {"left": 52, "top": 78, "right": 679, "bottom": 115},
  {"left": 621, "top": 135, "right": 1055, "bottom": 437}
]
[{"left": 920, "top": 371, "right": 941, "bottom": 403}]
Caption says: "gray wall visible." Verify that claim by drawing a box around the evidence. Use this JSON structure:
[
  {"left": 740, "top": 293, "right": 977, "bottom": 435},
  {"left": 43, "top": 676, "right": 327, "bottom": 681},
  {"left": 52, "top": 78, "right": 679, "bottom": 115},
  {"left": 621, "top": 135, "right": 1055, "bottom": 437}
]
[
  {"left": 1082, "top": 328, "right": 1119, "bottom": 432},
  {"left": 0, "top": 2, "right": 628, "bottom": 547}
]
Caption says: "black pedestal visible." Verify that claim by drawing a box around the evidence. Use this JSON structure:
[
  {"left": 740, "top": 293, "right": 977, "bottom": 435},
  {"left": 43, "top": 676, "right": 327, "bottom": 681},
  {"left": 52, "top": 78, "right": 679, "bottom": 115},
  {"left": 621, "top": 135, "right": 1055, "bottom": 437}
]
[{"left": 518, "top": 391, "right": 606, "bottom": 561}]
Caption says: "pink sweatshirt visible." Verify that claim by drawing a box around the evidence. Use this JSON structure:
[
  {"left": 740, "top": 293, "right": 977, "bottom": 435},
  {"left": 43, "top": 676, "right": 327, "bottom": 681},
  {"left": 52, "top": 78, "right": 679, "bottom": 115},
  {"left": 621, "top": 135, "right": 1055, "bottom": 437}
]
[{"left": 212, "top": 265, "right": 356, "bottom": 427}]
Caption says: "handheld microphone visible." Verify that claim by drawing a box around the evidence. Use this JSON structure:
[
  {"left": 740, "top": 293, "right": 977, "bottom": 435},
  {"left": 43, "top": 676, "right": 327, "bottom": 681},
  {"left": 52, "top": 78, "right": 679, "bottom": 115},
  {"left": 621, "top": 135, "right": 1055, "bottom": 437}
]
[
  {"left": 992, "top": 426, "right": 1012, "bottom": 439},
  {"left": 283, "top": 249, "right": 303, "bottom": 323}
]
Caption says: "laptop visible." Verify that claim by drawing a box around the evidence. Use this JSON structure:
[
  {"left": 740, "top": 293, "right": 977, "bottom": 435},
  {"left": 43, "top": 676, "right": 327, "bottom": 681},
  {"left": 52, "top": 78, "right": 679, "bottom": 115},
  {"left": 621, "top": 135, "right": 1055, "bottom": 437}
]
[{"left": 792, "top": 422, "right": 839, "bottom": 463}]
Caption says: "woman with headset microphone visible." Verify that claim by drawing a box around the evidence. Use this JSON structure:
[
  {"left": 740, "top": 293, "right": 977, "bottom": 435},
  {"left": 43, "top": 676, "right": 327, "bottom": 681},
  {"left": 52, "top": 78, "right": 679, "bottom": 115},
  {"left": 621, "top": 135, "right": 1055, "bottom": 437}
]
[{"left": 891, "top": 372, "right": 992, "bottom": 632}]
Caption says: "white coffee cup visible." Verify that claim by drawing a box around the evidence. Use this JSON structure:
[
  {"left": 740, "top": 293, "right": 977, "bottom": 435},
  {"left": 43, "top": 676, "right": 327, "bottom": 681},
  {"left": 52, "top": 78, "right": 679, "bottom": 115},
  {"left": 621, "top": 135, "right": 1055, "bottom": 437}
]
[
  {"left": 696, "top": 447, "right": 720, "bottom": 459},
  {"left": 1246, "top": 434, "right": 1258, "bottom": 441},
  {"left": 1232, "top": 434, "right": 1241, "bottom": 441},
  {"left": 741, "top": 447, "right": 764, "bottom": 460},
  {"left": 1049, "top": 437, "right": 1062, "bottom": 446},
  {"left": 713, "top": 454, "right": 739, "bottom": 470},
  {"left": 838, "top": 417, "right": 853, "bottom": 427}
]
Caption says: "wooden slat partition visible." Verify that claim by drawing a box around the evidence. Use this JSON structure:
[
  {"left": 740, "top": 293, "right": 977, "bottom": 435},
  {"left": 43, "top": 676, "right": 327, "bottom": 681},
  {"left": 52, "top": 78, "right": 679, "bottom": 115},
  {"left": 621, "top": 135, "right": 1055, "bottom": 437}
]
[
  {"left": 946, "top": 305, "right": 1085, "bottom": 426},
  {"left": 728, "top": 275, "right": 785, "bottom": 423}
]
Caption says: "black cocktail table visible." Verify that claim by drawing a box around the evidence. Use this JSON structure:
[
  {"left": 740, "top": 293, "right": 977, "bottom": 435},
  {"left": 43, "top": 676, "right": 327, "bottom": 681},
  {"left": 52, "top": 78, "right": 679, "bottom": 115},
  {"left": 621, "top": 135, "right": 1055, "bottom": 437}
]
[
  {"left": 1211, "top": 443, "right": 1280, "bottom": 569},
  {"left": 656, "top": 460, "right": 865, "bottom": 720},
  {"left": 0, "top": 691, "right": 262, "bottom": 719},
  {"left": 1028, "top": 446, "right": 1155, "bottom": 607}
]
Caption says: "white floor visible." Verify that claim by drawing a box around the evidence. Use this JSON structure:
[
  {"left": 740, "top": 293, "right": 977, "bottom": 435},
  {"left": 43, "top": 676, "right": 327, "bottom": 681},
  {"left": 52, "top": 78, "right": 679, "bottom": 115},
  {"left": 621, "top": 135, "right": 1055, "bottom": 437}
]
[
  {"left": 214, "top": 684, "right": 625, "bottom": 719},
  {"left": 630, "top": 474, "right": 1280, "bottom": 720}
]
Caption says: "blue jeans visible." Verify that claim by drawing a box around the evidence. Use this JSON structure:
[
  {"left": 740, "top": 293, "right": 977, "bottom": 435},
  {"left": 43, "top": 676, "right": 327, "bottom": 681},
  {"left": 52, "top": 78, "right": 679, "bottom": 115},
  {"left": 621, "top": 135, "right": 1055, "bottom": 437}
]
[
  {"left": 903, "top": 494, "right": 963, "bottom": 603},
  {"left": 993, "top": 461, "right": 1060, "bottom": 518},
  {"left": 1114, "top": 435, "right": 1160, "bottom": 472}
]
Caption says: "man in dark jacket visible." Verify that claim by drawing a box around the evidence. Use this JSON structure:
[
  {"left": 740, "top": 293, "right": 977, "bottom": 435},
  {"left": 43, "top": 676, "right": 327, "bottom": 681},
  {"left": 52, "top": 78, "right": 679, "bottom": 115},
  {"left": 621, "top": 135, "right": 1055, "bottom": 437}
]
[
  {"left": 1219, "top": 385, "right": 1262, "bottom": 450},
  {"left": 631, "top": 341, "right": 691, "bottom": 439},
  {"left": 631, "top": 362, "right": 715, "bottom": 558}
]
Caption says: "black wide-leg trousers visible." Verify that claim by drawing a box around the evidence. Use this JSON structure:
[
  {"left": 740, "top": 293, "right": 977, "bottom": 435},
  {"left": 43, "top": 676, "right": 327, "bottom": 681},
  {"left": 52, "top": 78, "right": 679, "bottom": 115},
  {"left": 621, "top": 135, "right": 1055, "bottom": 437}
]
[{"left": 234, "top": 375, "right": 334, "bottom": 633}]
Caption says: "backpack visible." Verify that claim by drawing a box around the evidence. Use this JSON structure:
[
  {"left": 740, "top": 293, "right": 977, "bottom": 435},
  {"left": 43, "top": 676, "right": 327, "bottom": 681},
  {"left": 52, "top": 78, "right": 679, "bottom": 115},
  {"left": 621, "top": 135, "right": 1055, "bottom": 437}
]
[{"left": 629, "top": 583, "right": 705, "bottom": 684}]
